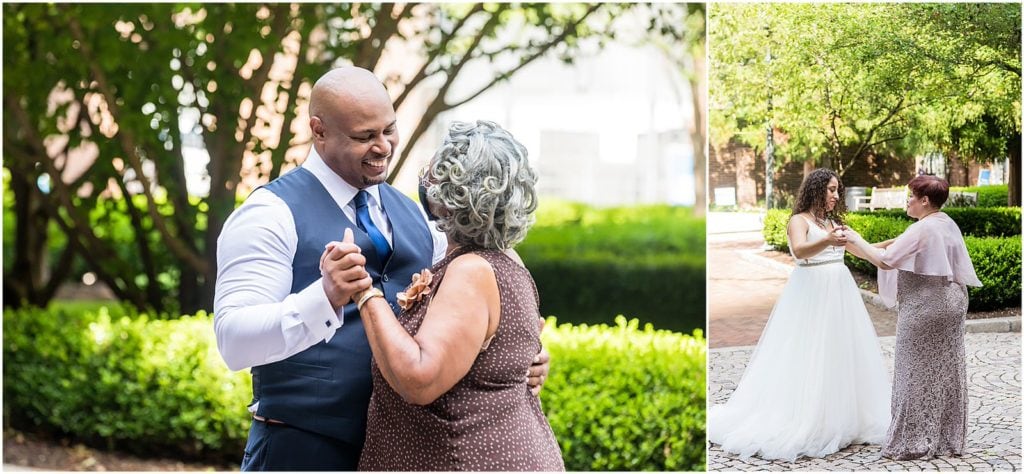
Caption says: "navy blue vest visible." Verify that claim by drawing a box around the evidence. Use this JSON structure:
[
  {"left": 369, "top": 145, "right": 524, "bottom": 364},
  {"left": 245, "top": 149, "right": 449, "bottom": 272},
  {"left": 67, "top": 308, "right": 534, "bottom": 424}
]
[{"left": 251, "top": 167, "right": 434, "bottom": 445}]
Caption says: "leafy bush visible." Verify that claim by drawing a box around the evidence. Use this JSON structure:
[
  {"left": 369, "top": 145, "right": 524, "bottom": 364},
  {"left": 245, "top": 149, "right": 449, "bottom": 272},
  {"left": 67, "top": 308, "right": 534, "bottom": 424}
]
[
  {"left": 520, "top": 201, "right": 706, "bottom": 332},
  {"left": 527, "top": 201, "right": 705, "bottom": 256},
  {"left": 853, "top": 207, "right": 1020, "bottom": 237},
  {"left": 760, "top": 209, "right": 791, "bottom": 250},
  {"left": 766, "top": 207, "right": 1021, "bottom": 246},
  {"left": 542, "top": 317, "right": 705, "bottom": 471},
  {"left": 2, "top": 306, "right": 252, "bottom": 464},
  {"left": 951, "top": 184, "right": 1009, "bottom": 208},
  {"left": 763, "top": 209, "right": 1021, "bottom": 310},
  {"left": 524, "top": 253, "right": 705, "bottom": 333},
  {"left": 3, "top": 306, "right": 706, "bottom": 470},
  {"left": 963, "top": 236, "right": 1022, "bottom": 311}
]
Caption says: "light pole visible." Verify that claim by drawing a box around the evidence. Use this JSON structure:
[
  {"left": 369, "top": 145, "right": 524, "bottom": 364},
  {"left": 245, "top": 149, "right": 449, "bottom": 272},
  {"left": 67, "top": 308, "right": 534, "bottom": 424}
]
[{"left": 764, "top": 19, "right": 775, "bottom": 211}]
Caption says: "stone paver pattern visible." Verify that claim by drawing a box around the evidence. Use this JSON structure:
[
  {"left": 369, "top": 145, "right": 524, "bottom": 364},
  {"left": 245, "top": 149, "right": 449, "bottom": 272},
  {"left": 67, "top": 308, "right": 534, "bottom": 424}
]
[{"left": 708, "top": 333, "right": 1022, "bottom": 471}]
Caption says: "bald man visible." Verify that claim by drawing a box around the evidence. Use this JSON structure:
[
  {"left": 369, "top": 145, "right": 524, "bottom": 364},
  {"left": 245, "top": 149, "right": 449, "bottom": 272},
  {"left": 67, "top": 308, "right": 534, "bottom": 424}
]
[{"left": 213, "top": 67, "right": 549, "bottom": 471}]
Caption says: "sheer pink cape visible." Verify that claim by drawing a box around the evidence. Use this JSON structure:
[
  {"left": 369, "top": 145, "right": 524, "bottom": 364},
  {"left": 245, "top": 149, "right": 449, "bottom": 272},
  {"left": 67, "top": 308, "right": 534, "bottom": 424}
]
[{"left": 878, "top": 212, "right": 982, "bottom": 308}]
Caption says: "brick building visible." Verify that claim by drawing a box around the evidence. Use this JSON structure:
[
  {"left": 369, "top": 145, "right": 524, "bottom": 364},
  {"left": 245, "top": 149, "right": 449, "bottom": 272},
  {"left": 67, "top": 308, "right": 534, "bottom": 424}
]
[{"left": 709, "top": 138, "right": 951, "bottom": 210}]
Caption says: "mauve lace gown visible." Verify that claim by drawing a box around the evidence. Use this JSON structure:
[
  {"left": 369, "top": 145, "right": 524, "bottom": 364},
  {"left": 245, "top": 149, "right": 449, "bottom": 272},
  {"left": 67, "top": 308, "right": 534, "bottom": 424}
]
[
  {"left": 358, "top": 247, "right": 564, "bottom": 471},
  {"left": 882, "top": 270, "right": 969, "bottom": 460}
]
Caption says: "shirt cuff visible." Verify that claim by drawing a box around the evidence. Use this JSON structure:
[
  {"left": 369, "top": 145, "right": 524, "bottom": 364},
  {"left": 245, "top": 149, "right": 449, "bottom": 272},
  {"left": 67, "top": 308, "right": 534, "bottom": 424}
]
[{"left": 293, "top": 277, "right": 344, "bottom": 342}]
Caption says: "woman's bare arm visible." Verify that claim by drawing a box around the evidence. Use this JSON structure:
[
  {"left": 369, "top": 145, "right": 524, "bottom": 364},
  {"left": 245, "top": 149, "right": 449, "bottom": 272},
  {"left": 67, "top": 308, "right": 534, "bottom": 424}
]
[
  {"left": 359, "top": 254, "right": 499, "bottom": 405},
  {"left": 845, "top": 229, "right": 895, "bottom": 270}
]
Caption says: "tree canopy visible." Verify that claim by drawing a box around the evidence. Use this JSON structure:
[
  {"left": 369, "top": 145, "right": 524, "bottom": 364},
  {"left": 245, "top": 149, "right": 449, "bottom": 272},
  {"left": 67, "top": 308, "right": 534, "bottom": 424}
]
[
  {"left": 3, "top": 3, "right": 644, "bottom": 312},
  {"left": 709, "top": 3, "right": 1021, "bottom": 188}
]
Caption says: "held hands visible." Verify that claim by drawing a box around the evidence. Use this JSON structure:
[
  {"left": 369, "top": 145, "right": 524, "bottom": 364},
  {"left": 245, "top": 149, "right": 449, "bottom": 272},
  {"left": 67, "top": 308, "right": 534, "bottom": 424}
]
[
  {"left": 841, "top": 226, "right": 865, "bottom": 244},
  {"left": 825, "top": 226, "right": 849, "bottom": 247},
  {"left": 321, "top": 228, "right": 372, "bottom": 311}
]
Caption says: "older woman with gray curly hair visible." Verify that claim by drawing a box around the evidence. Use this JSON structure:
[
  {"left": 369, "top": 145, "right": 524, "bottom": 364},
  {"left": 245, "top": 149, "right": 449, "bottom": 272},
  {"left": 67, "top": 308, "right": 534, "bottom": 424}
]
[{"left": 343, "top": 120, "right": 564, "bottom": 471}]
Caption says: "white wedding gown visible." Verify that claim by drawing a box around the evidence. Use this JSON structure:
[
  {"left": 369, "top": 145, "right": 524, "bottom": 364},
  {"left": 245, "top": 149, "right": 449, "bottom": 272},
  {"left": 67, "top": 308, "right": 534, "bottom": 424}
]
[{"left": 708, "top": 217, "right": 892, "bottom": 461}]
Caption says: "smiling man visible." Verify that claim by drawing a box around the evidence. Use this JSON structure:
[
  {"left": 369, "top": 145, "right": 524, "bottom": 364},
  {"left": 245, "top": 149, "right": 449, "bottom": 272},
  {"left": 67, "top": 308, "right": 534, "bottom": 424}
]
[{"left": 213, "top": 67, "right": 549, "bottom": 471}]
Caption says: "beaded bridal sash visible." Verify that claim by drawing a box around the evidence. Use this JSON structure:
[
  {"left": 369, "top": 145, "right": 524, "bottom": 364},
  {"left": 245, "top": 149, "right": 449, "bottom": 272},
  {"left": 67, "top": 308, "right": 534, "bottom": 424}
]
[{"left": 796, "top": 258, "right": 845, "bottom": 267}]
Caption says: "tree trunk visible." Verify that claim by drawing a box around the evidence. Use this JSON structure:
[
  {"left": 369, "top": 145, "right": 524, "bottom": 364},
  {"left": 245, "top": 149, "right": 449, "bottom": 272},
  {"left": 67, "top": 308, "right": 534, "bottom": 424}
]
[
  {"left": 688, "top": 40, "right": 707, "bottom": 217},
  {"left": 1008, "top": 132, "right": 1021, "bottom": 206},
  {"left": 7, "top": 165, "right": 36, "bottom": 308},
  {"left": 946, "top": 151, "right": 969, "bottom": 187},
  {"left": 821, "top": 154, "right": 834, "bottom": 173}
]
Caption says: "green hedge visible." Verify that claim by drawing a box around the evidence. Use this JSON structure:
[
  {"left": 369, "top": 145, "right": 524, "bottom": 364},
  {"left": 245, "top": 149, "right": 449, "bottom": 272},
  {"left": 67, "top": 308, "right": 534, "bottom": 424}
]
[
  {"left": 3, "top": 306, "right": 706, "bottom": 471},
  {"left": 763, "top": 209, "right": 1021, "bottom": 310},
  {"left": 520, "top": 202, "right": 706, "bottom": 332},
  {"left": 2, "top": 307, "right": 251, "bottom": 465},
  {"left": 523, "top": 254, "right": 705, "bottom": 333},
  {"left": 543, "top": 317, "right": 705, "bottom": 471},
  {"left": 850, "top": 207, "right": 1021, "bottom": 237},
  {"left": 950, "top": 184, "right": 1009, "bottom": 207},
  {"left": 964, "top": 236, "right": 1023, "bottom": 311},
  {"left": 765, "top": 208, "right": 1021, "bottom": 245}
]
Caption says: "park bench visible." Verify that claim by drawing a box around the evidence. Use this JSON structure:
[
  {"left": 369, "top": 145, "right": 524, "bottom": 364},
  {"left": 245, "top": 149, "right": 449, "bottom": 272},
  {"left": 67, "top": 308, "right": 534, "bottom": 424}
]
[
  {"left": 854, "top": 187, "right": 979, "bottom": 210},
  {"left": 853, "top": 187, "right": 906, "bottom": 211},
  {"left": 944, "top": 190, "right": 979, "bottom": 208}
]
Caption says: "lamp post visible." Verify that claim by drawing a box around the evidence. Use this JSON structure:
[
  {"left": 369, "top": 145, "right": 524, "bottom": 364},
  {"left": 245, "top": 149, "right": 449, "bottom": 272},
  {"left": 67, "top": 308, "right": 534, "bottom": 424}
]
[{"left": 764, "top": 19, "right": 775, "bottom": 211}]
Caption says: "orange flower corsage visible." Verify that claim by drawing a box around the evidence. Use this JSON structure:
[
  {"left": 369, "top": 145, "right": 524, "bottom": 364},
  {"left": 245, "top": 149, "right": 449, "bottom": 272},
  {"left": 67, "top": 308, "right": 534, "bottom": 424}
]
[{"left": 397, "top": 269, "right": 433, "bottom": 310}]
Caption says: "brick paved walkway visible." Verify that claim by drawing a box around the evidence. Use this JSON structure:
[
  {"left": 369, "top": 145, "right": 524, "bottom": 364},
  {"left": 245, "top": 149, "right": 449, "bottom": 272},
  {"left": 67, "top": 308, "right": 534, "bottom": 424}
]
[{"left": 708, "top": 333, "right": 1022, "bottom": 471}]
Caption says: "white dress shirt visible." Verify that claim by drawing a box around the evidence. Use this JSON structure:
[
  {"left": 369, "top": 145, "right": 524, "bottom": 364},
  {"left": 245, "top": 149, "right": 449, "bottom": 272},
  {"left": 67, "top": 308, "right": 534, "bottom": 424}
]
[{"left": 214, "top": 148, "right": 447, "bottom": 372}]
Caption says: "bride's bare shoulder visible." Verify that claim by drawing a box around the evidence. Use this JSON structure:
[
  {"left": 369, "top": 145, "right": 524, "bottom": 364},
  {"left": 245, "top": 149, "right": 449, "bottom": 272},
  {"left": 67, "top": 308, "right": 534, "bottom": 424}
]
[{"left": 788, "top": 212, "right": 810, "bottom": 227}]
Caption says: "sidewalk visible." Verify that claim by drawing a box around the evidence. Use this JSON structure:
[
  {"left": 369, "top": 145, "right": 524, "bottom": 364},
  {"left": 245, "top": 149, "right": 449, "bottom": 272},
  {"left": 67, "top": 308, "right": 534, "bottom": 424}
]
[{"left": 708, "top": 333, "right": 1022, "bottom": 471}]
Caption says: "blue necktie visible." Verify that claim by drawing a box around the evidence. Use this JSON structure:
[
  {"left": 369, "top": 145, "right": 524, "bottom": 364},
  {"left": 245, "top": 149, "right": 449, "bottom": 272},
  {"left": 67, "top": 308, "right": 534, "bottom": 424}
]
[{"left": 353, "top": 190, "right": 392, "bottom": 264}]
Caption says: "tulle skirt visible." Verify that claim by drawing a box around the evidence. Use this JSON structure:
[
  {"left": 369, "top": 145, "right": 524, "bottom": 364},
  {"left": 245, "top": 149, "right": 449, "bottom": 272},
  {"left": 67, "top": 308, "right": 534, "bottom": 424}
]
[{"left": 709, "top": 262, "right": 892, "bottom": 461}]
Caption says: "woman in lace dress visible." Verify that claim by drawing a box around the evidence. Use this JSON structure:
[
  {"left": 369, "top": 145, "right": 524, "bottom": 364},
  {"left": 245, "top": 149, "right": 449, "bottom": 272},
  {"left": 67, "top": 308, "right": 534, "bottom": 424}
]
[
  {"left": 847, "top": 175, "right": 981, "bottom": 460},
  {"left": 708, "top": 168, "right": 891, "bottom": 461},
  {"left": 326, "top": 120, "right": 563, "bottom": 471}
]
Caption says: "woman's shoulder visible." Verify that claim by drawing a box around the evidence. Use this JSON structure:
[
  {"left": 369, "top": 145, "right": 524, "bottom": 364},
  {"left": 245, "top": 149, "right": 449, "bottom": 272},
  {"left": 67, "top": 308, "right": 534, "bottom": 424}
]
[
  {"left": 789, "top": 212, "right": 812, "bottom": 226},
  {"left": 921, "top": 212, "right": 964, "bottom": 238},
  {"left": 446, "top": 252, "right": 498, "bottom": 282}
]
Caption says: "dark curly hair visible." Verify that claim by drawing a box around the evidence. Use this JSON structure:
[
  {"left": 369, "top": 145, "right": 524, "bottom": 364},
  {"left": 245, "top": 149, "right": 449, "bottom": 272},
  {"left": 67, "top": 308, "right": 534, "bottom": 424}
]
[{"left": 792, "top": 168, "right": 846, "bottom": 225}]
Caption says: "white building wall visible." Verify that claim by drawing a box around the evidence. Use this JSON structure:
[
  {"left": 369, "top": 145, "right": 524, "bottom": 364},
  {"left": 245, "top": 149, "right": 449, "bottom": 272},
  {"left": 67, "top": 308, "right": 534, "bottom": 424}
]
[{"left": 392, "top": 32, "right": 696, "bottom": 206}]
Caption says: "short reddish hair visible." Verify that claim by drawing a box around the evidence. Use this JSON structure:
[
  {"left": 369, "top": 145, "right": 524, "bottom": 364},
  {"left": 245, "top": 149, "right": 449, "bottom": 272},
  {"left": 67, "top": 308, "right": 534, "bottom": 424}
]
[{"left": 908, "top": 175, "right": 949, "bottom": 208}]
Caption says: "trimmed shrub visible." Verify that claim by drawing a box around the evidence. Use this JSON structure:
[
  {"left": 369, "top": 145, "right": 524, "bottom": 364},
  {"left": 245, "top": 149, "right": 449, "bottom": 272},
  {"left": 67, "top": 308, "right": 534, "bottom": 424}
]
[
  {"left": 963, "top": 236, "right": 1022, "bottom": 311},
  {"left": 2, "top": 306, "right": 252, "bottom": 464},
  {"left": 524, "top": 253, "right": 705, "bottom": 333},
  {"left": 3, "top": 307, "right": 706, "bottom": 471},
  {"left": 767, "top": 207, "right": 1021, "bottom": 244},
  {"left": 851, "top": 207, "right": 1021, "bottom": 237},
  {"left": 763, "top": 209, "right": 1021, "bottom": 310},
  {"left": 761, "top": 209, "right": 791, "bottom": 250},
  {"left": 765, "top": 209, "right": 912, "bottom": 251},
  {"left": 951, "top": 184, "right": 1009, "bottom": 208},
  {"left": 542, "top": 317, "right": 705, "bottom": 471},
  {"left": 520, "top": 202, "right": 705, "bottom": 332}
]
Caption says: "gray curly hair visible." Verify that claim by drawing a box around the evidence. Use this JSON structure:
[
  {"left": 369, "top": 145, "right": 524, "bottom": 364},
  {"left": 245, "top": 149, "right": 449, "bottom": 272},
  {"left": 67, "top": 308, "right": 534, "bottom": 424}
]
[{"left": 424, "top": 120, "right": 538, "bottom": 250}]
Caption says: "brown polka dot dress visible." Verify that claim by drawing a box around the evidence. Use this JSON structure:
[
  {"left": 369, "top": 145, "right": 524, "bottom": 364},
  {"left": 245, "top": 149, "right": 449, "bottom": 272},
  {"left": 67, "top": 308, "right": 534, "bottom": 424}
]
[{"left": 358, "top": 246, "right": 565, "bottom": 471}]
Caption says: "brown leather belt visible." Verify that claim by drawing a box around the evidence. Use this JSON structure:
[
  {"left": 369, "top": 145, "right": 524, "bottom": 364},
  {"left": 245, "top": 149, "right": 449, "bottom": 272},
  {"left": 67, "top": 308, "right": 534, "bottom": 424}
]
[{"left": 253, "top": 414, "right": 287, "bottom": 425}]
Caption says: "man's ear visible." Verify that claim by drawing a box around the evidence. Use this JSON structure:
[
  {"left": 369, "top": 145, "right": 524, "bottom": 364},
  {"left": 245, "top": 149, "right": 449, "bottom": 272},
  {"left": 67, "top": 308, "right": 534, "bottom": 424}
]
[{"left": 310, "top": 116, "right": 326, "bottom": 142}]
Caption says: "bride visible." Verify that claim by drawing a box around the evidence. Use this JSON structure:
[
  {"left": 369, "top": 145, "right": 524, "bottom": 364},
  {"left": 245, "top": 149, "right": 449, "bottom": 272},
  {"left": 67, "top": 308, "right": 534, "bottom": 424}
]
[{"left": 709, "top": 168, "right": 892, "bottom": 461}]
